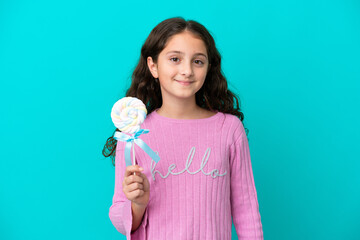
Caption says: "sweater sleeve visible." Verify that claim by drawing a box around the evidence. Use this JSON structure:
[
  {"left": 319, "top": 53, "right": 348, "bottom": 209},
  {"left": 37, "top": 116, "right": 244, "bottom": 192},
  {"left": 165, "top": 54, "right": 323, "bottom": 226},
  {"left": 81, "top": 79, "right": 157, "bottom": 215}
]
[
  {"left": 108, "top": 142, "right": 149, "bottom": 239},
  {"left": 229, "top": 122, "right": 264, "bottom": 239}
]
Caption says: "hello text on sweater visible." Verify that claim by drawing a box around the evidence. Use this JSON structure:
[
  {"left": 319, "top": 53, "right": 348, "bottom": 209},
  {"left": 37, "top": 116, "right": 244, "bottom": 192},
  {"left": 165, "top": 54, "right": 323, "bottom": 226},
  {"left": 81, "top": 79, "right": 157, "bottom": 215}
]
[{"left": 150, "top": 147, "right": 227, "bottom": 181}]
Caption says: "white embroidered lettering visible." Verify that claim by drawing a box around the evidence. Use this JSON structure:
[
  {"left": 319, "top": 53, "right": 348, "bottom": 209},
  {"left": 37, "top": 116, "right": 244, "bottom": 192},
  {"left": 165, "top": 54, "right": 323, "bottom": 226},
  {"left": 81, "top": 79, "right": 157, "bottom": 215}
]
[{"left": 151, "top": 147, "right": 227, "bottom": 180}]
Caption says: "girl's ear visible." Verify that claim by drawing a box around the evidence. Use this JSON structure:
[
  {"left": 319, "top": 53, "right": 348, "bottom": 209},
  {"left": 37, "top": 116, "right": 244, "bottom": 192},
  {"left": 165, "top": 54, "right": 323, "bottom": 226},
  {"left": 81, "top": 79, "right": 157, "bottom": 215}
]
[{"left": 147, "top": 56, "right": 159, "bottom": 78}]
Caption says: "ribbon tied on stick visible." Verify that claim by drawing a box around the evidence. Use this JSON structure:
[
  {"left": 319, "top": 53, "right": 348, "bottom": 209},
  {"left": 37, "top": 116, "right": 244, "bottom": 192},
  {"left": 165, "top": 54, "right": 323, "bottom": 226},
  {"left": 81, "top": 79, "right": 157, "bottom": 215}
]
[{"left": 114, "top": 129, "right": 160, "bottom": 167}]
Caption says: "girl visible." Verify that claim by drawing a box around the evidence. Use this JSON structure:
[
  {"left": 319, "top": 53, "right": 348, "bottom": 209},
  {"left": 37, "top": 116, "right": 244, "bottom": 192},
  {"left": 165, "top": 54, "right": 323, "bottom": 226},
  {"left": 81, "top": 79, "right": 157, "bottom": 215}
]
[{"left": 103, "top": 17, "right": 263, "bottom": 239}]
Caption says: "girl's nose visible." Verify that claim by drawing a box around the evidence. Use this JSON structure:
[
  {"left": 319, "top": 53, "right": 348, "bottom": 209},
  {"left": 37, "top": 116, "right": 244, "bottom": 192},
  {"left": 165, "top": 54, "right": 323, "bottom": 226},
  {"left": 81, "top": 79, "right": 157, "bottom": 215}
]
[{"left": 180, "top": 61, "right": 193, "bottom": 77}]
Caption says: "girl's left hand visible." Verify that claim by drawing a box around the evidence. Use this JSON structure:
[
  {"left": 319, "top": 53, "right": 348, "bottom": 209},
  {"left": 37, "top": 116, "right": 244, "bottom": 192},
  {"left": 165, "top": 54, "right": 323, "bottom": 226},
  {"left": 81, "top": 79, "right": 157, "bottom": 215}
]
[{"left": 122, "top": 165, "right": 150, "bottom": 208}]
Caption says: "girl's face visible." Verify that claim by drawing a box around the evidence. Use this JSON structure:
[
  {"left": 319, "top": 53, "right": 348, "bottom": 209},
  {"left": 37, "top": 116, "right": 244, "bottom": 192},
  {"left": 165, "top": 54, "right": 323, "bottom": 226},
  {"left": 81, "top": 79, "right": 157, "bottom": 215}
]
[{"left": 147, "top": 31, "right": 210, "bottom": 104}]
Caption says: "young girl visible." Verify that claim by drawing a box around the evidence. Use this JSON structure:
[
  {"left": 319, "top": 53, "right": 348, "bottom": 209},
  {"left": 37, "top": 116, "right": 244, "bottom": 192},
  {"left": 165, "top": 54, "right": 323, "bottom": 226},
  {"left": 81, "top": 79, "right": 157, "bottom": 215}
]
[{"left": 104, "top": 17, "right": 263, "bottom": 239}]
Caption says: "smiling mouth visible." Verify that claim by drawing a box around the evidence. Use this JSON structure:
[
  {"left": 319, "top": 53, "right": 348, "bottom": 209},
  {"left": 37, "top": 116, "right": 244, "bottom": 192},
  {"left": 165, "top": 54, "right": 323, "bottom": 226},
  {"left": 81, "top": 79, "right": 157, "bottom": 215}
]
[{"left": 175, "top": 80, "right": 194, "bottom": 86}]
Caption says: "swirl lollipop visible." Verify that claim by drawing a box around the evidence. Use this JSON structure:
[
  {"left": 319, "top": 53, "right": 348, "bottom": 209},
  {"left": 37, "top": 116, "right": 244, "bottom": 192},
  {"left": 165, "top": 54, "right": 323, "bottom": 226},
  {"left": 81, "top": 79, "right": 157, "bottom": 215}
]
[
  {"left": 111, "top": 97, "right": 147, "bottom": 134},
  {"left": 111, "top": 97, "right": 160, "bottom": 167}
]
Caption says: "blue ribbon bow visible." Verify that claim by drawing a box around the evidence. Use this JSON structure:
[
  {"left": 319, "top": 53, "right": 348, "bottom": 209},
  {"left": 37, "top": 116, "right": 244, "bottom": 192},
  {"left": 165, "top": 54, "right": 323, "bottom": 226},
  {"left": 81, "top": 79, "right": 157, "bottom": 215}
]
[{"left": 114, "top": 129, "right": 160, "bottom": 167}]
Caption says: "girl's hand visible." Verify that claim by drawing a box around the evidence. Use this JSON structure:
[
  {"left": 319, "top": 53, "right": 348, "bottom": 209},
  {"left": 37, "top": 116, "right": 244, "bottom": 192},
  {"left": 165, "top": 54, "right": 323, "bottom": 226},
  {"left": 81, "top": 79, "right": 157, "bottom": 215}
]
[{"left": 122, "top": 165, "right": 150, "bottom": 208}]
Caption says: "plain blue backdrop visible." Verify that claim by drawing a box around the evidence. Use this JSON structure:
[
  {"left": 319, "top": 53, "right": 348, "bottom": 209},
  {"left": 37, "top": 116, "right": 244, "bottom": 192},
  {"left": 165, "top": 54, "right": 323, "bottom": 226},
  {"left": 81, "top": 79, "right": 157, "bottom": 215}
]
[{"left": 1, "top": 0, "right": 359, "bottom": 239}]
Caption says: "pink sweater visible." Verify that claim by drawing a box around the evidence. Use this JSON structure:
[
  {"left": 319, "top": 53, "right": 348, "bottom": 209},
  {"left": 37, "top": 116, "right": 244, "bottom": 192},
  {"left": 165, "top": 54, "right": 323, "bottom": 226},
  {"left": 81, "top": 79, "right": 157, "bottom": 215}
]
[{"left": 109, "top": 110, "right": 263, "bottom": 239}]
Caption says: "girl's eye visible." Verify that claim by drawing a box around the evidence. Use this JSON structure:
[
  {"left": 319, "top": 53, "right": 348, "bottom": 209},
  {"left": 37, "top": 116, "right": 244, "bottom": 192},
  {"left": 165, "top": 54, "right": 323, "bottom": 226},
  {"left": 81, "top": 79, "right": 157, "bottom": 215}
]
[
  {"left": 170, "top": 57, "right": 180, "bottom": 62},
  {"left": 194, "top": 60, "right": 204, "bottom": 65}
]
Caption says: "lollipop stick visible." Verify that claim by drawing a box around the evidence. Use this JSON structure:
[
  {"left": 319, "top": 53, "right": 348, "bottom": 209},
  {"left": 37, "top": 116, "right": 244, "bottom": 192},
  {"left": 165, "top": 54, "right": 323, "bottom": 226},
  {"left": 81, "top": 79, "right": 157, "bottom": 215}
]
[{"left": 132, "top": 142, "right": 136, "bottom": 176}]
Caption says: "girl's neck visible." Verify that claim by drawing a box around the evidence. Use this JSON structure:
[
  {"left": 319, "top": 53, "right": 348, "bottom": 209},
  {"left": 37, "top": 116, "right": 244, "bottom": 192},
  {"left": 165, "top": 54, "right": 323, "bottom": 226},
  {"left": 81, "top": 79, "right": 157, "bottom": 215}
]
[{"left": 156, "top": 99, "right": 215, "bottom": 119}]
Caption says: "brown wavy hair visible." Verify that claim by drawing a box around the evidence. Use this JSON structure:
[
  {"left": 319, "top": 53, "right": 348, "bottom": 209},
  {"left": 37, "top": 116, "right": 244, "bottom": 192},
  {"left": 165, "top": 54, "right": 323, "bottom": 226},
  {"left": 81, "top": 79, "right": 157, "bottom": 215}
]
[{"left": 103, "top": 17, "right": 248, "bottom": 165}]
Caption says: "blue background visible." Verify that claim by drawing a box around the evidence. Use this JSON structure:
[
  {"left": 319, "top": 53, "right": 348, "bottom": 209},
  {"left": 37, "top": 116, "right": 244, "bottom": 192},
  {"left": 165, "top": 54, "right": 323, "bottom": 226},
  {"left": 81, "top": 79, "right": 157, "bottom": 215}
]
[{"left": 1, "top": 0, "right": 359, "bottom": 239}]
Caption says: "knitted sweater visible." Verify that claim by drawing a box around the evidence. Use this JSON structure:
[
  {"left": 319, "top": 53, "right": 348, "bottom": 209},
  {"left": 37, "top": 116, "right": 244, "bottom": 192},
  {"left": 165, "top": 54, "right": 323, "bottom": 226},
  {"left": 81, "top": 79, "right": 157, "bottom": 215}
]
[{"left": 109, "top": 110, "right": 263, "bottom": 239}]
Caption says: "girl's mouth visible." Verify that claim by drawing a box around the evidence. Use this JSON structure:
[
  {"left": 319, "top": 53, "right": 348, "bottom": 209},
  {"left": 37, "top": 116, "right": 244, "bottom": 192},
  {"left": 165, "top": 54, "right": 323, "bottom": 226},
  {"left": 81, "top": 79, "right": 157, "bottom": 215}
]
[{"left": 175, "top": 80, "right": 193, "bottom": 86}]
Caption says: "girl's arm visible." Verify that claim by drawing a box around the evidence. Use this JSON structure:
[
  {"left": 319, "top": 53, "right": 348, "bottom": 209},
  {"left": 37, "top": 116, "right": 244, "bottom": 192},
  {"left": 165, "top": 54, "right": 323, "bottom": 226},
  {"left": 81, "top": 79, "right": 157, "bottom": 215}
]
[
  {"left": 122, "top": 166, "right": 150, "bottom": 232},
  {"left": 230, "top": 121, "right": 264, "bottom": 239},
  {"left": 131, "top": 201, "right": 147, "bottom": 232},
  {"left": 109, "top": 144, "right": 149, "bottom": 238},
  {"left": 109, "top": 146, "right": 133, "bottom": 238}
]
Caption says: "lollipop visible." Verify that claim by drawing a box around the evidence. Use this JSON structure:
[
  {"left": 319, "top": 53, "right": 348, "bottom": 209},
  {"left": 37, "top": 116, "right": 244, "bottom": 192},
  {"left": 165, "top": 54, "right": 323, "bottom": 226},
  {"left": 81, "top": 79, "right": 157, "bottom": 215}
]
[
  {"left": 111, "top": 97, "right": 160, "bottom": 167},
  {"left": 111, "top": 97, "right": 147, "bottom": 134}
]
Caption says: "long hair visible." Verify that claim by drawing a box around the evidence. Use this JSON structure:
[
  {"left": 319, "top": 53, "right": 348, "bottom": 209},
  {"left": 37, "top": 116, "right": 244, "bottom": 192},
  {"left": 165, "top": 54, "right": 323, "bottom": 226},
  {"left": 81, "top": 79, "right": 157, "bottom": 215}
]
[{"left": 103, "top": 17, "right": 248, "bottom": 165}]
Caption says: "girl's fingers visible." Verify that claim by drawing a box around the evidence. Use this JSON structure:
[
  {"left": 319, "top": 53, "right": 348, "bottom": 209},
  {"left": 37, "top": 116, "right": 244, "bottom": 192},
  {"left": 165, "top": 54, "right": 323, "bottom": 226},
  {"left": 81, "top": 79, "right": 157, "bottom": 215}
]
[
  {"left": 124, "top": 165, "right": 144, "bottom": 177},
  {"left": 123, "top": 181, "right": 143, "bottom": 195},
  {"left": 126, "top": 182, "right": 144, "bottom": 192},
  {"left": 122, "top": 165, "right": 149, "bottom": 198},
  {"left": 139, "top": 172, "right": 150, "bottom": 184},
  {"left": 123, "top": 174, "right": 143, "bottom": 185},
  {"left": 127, "top": 189, "right": 144, "bottom": 199}
]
